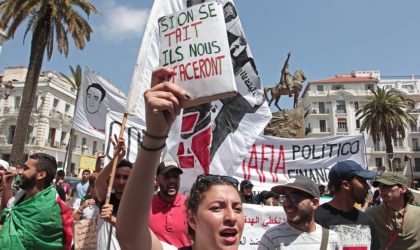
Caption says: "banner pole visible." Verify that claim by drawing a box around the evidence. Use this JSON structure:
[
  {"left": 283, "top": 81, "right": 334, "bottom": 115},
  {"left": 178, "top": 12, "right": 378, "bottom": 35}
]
[{"left": 105, "top": 112, "right": 128, "bottom": 205}]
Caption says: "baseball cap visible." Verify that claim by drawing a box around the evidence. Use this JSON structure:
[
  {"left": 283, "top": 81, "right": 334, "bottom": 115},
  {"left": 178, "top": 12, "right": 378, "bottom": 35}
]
[
  {"left": 373, "top": 172, "right": 408, "bottom": 187},
  {"left": 271, "top": 175, "right": 320, "bottom": 198},
  {"left": 156, "top": 161, "right": 183, "bottom": 176},
  {"left": 328, "top": 160, "right": 377, "bottom": 185},
  {"left": 240, "top": 179, "right": 254, "bottom": 189},
  {"left": 0, "top": 159, "right": 9, "bottom": 170}
]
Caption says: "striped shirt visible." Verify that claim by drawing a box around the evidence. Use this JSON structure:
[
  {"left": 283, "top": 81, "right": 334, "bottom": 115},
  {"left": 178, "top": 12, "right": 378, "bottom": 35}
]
[{"left": 258, "top": 222, "right": 340, "bottom": 250}]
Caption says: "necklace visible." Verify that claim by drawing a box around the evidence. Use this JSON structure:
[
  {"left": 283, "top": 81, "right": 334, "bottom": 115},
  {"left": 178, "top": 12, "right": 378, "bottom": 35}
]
[{"left": 385, "top": 206, "right": 406, "bottom": 250}]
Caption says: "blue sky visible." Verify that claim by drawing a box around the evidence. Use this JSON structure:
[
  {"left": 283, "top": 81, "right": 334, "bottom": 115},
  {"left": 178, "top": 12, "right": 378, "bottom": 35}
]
[{"left": 1, "top": 0, "right": 420, "bottom": 109}]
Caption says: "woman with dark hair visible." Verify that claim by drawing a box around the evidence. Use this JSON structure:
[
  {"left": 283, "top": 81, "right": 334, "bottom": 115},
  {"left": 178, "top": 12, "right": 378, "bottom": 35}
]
[{"left": 117, "top": 67, "right": 245, "bottom": 250}]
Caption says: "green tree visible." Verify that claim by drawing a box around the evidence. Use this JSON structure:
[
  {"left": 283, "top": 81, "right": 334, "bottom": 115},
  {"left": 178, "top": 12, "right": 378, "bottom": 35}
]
[
  {"left": 356, "top": 87, "right": 416, "bottom": 171},
  {"left": 60, "top": 65, "right": 82, "bottom": 176},
  {"left": 0, "top": 0, "right": 97, "bottom": 165}
]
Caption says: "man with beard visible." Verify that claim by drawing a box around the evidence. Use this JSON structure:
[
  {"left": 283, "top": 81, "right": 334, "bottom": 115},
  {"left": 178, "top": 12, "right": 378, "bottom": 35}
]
[
  {"left": 149, "top": 161, "right": 191, "bottom": 248},
  {"left": 315, "top": 160, "right": 380, "bottom": 250},
  {"left": 366, "top": 172, "right": 420, "bottom": 249},
  {"left": 259, "top": 175, "right": 339, "bottom": 250},
  {"left": 0, "top": 153, "right": 73, "bottom": 249}
]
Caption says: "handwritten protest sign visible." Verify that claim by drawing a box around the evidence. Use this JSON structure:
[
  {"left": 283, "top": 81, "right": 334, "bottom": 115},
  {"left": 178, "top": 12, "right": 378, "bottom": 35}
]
[
  {"left": 240, "top": 204, "right": 286, "bottom": 249},
  {"left": 74, "top": 219, "right": 97, "bottom": 250},
  {"left": 159, "top": 1, "right": 236, "bottom": 107}
]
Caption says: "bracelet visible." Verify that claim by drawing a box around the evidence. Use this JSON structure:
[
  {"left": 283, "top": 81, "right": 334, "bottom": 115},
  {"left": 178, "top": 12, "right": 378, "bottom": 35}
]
[
  {"left": 142, "top": 129, "right": 168, "bottom": 140},
  {"left": 139, "top": 141, "right": 166, "bottom": 151}
]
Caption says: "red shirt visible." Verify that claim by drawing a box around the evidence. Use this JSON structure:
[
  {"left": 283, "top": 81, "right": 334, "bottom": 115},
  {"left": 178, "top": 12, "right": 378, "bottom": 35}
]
[{"left": 149, "top": 192, "right": 191, "bottom": 248}]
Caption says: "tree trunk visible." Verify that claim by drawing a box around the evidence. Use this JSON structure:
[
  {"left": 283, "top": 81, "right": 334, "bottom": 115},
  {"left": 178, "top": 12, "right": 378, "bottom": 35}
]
[
  {"left": 9, "top": 19, "right": 50, "bottom": 166},
  {"left": 65, "top": 90, "right": 80, "bottom": 176},
  {"left": 384, "top": 134, "right": 394, "bottom": 172}
]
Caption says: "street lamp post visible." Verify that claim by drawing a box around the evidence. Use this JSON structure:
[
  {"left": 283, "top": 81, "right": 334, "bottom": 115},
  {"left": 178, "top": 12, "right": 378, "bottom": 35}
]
[
  {"left": 387, "top": 153, "right": 394, "bottom": 172},
  {"left": 404, "top": 155, "right": 415, "bottom": 189}
]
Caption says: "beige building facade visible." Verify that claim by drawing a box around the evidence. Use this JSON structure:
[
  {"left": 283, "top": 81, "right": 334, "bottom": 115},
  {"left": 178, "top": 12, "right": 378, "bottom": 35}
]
[
  {"left": 0, "top": 66, "right": 104, "bottom": 175},
  {"left": 302, "top": 70, "right": 420, "bottom": 188}
]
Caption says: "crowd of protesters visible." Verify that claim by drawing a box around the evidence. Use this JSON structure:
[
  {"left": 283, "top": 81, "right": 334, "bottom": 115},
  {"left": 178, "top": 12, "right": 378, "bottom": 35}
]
[{"left": 0, "top": 67, "right": 419, "bottom": 249}]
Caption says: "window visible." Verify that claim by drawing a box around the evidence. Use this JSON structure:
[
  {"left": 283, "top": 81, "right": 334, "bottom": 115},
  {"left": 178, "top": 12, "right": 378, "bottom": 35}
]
[
  {"left": 393, "top": 158, "right": 402, "bottom": 171},
  {"left": 375, "top": 158, "right": 383, "bottom": 167},
  {"left": 319, "top": 120, "right": 326, "bottom": 132},
  {"left": 394, "top": 137, "right": 403, "bottom": 147},
  {"left": 53, "top": 98, "right": 59, "bottom": 109},
  {"left": 93, "top": 141, "right": 98, "bottom": 155},
  {"left": 317, "top": 85, "right": 324, "bottom": 91},
  {"left": 415, "top": 158, "right": 420, "bottom": 172},
  {"left": 337, "top": 118, "right": 348, "bottom": 132},
  {"left": 82, "top": 137, "right": 87, "bottom": 146},
  {"left": 26, "top": 126, "right": 33, "bottom": 144},
  {"left": 48, "top": 128, "right": 56, "bottom": 147},
  {"left": 319, "top": 102, "right": 325, "bottom": 113},
  {"left": 413, "top": 138, "right": 419, "bottom": 151},
  {"left": 365, "top": 84, "right": 374, "bottom": 90},
  {"left": 14, "top": 96, "right": 21, "bottom": 110},
  {"left": 402, "top": 85, "right": 414, "bottom": 91},
  {"left": 332, "top": 84, "right": 344, "bottom": 90},
  {"left": 354, "top": 101, "right": 359, "bottom": 110},
  {"left": 336, "top": 100, "right": 346, "bottom": 113},
  {"left": 8, "top": 125, "right": 15, "bottom": 144},
  {"left": 356, "top": 119, "right": 360, "bottom": 129},
  {"left": 65, "top": 104, "right": 70, "bottom": 113},
  {"left": 61, "top": 132, "right": 67, "bottom": 145}
]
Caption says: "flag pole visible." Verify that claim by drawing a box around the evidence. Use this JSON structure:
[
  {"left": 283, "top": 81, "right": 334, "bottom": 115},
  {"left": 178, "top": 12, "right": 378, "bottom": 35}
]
[{"left": 105, "top": 112, "right": 128, "bottom": 204}]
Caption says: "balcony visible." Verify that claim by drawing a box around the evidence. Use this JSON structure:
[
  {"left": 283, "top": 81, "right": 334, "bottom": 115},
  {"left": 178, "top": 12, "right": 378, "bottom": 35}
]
[
  {"left": 3, "top": 106, "right": 19, "bottom": 115},
  {"left": 305, "top": 127, "right": 331, "bottom": 135},
  {"left": 410, "top": 127, "right": 420, "bottom": 133},
  {"left": 337, "top": 128, "right": 348, "bottom": 132},
  {"left": 336, "top": 109, "right": 347, "bottom": 114}
]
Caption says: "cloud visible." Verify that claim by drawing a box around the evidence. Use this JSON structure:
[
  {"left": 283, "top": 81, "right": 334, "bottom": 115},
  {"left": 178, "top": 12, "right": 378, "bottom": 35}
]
[{"left": 96, "top": 1, "right": 150, "bottom": 43}]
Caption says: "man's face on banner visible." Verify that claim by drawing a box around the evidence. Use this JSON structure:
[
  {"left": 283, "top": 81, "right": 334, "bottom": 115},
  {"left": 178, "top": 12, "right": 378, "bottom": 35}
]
[{"left": 86, "top": 86, "right": 103, "bottom": 114}]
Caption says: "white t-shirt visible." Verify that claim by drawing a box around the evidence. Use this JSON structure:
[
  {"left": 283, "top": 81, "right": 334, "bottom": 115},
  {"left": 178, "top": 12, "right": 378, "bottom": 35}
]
[
  {"left": 258, "top": 222, "right": 340, "bottom": 250},
  {"left": 162, "top": 241, "right": 177, "bottom": 250},
  {"left": 97, "top": 218, "right": 120, "bottom": 250},
  {"left": 71, "top": 198, "right": 100, "bottom": 220}
]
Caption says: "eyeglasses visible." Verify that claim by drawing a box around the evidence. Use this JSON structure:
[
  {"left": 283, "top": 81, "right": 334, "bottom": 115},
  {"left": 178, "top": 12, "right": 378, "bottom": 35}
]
[
  {"left": 196, "top": 174, "right": 239, "bottom": 187},
  {"left": 279, "top": 193, "right": 311, "bottom": 204}
]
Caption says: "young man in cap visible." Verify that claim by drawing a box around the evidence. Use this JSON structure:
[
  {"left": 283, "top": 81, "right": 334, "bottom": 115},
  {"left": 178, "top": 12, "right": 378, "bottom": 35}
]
[
  {"left": 240, "top": 179, "right": 257, "bottom": 204},
  {"left": 314, "top": 160, "right": 380, "bottom": 250},
  {"left": 258, "top": 175, "right": 339, "bottom": 250},
  {"left": 366, "top": 172, "right": 420, "bottom": 250},
  {"left": 149, "top": 160, "right": 191, "bottom": 248}
]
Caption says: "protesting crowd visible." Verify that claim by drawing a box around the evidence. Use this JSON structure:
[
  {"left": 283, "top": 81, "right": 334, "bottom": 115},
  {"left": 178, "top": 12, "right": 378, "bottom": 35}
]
[{"left": 0, "top": 68, "right": 418, "bottom": 250}]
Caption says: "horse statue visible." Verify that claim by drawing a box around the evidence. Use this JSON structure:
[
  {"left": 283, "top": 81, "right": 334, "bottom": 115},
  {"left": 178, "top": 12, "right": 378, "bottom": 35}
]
[{"left": 264, "top": 70, "right": 306, "bottom": 111}]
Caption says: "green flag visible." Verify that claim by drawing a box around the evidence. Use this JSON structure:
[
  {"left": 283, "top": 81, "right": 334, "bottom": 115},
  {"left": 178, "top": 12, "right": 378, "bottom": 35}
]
[{"left": 0, "top": 186, "right": 73, "bottom": 249}]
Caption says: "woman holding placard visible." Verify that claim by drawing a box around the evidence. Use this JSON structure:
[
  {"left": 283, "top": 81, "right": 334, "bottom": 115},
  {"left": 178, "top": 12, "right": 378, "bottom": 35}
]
[{"left": 116, "top": 67, "right": 245, "bottom": 250}]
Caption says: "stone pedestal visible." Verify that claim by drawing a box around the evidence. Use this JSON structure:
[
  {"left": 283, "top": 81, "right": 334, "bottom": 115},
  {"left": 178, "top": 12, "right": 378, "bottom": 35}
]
[{"left": 264, "top": 108, "right": 304, "bottom": 138}]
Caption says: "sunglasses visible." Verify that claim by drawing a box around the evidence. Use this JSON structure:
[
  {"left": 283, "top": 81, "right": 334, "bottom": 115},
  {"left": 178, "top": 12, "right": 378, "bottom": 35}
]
[
  {"left": 196, "top": 174, "right": 239, "bottom": 187},
  {"left": 279, "top": 193, "right": 311, "bottom": 204}
]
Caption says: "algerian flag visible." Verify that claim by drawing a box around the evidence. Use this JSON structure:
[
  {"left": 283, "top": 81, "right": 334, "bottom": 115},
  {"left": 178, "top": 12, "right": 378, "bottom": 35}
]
[{"left": 0, "top": 186, "right": 73, "bottom": 249}]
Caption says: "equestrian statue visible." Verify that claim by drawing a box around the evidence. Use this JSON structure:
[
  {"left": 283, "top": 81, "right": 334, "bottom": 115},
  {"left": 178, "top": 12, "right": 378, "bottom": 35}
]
[{"left": 264, "top": 52, "right": 307, "bottom": 111}]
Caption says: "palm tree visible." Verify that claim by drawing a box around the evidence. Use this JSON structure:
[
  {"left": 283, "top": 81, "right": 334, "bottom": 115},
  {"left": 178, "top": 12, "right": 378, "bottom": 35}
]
[
  {"left": 0, "top": 0, "right": 97, "bottom": 165},
  {"left": 60, "top": 65, "right": 82, "bottom": 176},
  {"left": 356, "top": 87, "right": 416, "bottom": 171}
]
